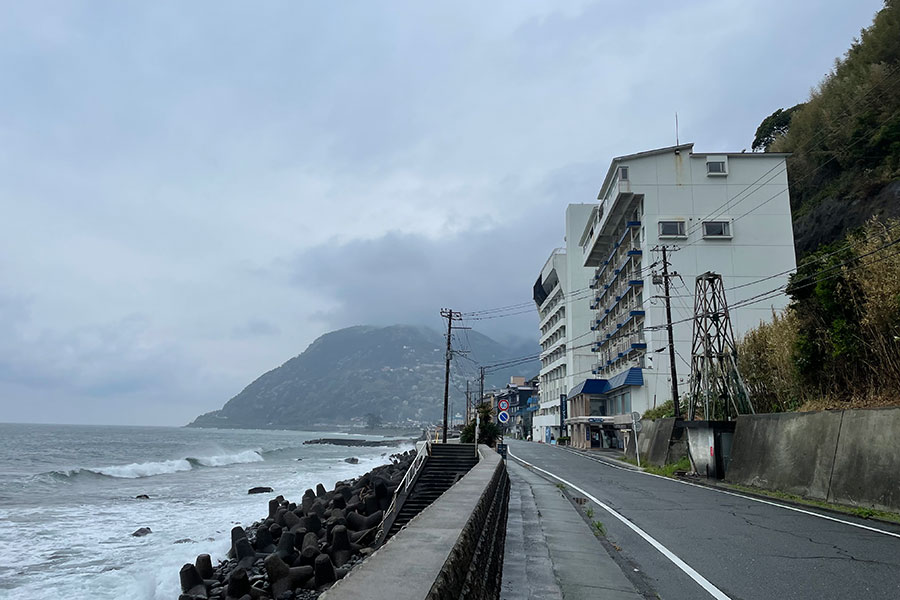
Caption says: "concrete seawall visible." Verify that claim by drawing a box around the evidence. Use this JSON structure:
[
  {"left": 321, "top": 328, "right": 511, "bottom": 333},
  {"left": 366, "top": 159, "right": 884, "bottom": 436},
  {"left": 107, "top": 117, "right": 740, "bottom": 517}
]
[
  {"left": 727, "top": 407, "right": 900, "bottom": 512},
  {"left": 322, "top": 445, "right": 509, "bottom": 600}
]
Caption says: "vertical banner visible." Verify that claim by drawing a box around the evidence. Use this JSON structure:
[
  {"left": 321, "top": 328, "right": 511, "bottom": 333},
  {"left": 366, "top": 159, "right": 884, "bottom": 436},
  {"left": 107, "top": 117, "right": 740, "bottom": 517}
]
[{"left": 559, "top": 393, "right": 567, "bottom": 437}]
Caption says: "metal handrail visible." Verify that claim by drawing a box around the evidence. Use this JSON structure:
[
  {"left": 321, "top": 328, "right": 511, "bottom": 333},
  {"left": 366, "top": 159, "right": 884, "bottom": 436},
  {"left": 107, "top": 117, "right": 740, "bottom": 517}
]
[{"left": 375, "top": 441, "right": 431, "bottom": 547}]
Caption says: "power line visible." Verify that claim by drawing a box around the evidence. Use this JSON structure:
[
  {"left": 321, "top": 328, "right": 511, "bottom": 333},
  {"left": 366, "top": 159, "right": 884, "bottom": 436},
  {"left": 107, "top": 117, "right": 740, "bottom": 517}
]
[{"left": 643, "top": 235, "right": 900, "bottom": 331}]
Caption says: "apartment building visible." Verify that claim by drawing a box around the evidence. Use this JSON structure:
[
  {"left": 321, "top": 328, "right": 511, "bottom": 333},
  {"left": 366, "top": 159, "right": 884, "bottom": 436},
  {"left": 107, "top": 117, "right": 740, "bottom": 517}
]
[
  {"left": 568, "top": 144, "right": 796, "bottom": 445},
  {"left": 531, "top": 204, "right": 597, "bottom": 443}
]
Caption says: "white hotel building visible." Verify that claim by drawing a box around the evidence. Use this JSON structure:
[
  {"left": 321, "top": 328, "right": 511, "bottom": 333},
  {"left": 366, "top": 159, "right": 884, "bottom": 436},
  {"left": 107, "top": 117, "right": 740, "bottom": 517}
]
[
  {"left": 537, "top": 144, "right": 797, "bottom": 446},
  {"left": 531, "top": 204, "right": 596, "bottom": 443}
]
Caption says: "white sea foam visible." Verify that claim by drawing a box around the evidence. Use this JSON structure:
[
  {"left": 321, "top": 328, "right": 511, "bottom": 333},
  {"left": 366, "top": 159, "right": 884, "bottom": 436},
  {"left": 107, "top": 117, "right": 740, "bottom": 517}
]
[
  {"left": 94, "top": 459, "right": 194, "bottom": 478},
  {"left": 189, "top": 450, "right": 264, "bottom": 467},
  {"left": 48, "top": 450, "right": 267, "bottom": 480},
  {"left": 0, "top": 423, "right": 415, "bottom": 600}
]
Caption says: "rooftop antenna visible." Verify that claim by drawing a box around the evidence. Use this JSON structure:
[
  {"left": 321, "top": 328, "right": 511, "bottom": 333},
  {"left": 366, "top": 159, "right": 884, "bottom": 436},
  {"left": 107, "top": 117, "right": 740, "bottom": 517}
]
[{"left": 675, "top": 112, "right": 679, "bottom": 146}]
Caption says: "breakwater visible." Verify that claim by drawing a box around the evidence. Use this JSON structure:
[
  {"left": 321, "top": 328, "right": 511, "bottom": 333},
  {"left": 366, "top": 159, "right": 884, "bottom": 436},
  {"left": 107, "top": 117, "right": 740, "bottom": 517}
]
[
  {"left": 177, "top": 450, "right": 416, "bottom": 599},
  {"left": 303, "top": 438, "right": 418, "bottom": 448}
]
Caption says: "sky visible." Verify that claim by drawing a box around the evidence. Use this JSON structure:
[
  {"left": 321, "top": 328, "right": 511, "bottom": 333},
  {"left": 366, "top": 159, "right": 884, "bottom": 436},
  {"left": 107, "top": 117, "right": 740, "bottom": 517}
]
[{"left": 0, "top": 0, "right": 886, "bottom": 426}]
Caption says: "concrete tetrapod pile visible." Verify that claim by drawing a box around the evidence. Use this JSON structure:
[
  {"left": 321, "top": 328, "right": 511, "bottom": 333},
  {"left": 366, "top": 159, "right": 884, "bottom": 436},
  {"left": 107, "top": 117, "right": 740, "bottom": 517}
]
[{"left": 177, "top": 450, "right": 415, "bottom": 600}]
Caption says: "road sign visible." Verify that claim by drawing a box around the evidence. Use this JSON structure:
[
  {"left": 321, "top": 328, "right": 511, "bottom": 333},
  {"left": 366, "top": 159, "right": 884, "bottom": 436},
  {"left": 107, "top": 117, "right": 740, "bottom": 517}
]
[
  {"left": 498, "top": 399, "right": 510, "bottom": 411},
  {"left": 498, "top": 410, "right": 510, "bottom": 424},
  {"left": 633, "top": 420, "right": 643, "bottom": 433},
  {"left": 496, "top": 443, "right": 507, "bottom": 459}
]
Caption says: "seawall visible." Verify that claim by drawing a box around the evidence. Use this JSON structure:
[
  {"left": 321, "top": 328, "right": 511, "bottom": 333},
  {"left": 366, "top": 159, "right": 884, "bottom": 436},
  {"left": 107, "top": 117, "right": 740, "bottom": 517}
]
[{"left": 321, "top": 445, "right": 509, "bottom": 600}]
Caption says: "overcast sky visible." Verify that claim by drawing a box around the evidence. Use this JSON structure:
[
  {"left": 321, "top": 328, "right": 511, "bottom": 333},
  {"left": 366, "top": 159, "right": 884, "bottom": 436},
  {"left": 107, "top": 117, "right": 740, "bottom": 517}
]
[{"left": 0, "top": 0, "right": 884, "bottom": 426}]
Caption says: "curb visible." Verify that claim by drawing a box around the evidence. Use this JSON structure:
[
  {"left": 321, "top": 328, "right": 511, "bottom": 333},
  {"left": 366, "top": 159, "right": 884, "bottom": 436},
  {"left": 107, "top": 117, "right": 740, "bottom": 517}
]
[{"left": 676, "top": 476, "right": 900, "bottom": 528}]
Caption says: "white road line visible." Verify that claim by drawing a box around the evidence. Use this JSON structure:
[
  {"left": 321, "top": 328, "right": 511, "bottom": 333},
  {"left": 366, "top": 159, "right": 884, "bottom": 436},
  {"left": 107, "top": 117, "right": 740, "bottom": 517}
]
[
  {"left": 508, "top": 449, "right": 733, "bottom": 600},
  {"left": 558, "top": 446, "right": 900, "bottom": 540}
]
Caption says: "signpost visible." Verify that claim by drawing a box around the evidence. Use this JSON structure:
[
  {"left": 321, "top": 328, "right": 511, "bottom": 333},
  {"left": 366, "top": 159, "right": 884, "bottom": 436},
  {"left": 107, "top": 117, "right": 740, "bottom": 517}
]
[
  {"left": 498, "top": 410, "right": 510, "bottom": 424},
  {"left": 631, "top": 411, "right": 642, "bottom": 467},
  {"left": 498, "top": 399, "right": 510, "bottom": 411},
  {"left": 496, "top": 443, "right": 507, "bottom": 459}
]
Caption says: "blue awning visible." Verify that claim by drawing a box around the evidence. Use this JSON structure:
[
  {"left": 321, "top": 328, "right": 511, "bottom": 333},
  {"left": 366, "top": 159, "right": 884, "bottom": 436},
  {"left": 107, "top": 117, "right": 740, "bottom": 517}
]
[{"left": 567, "top": 368, "right": 643, "bottom": 399}]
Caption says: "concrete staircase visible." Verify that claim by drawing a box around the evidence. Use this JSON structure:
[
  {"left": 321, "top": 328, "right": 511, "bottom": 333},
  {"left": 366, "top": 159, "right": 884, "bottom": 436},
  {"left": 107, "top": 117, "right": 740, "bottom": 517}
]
[{"left": 383, "top": 444, "right": 478, "bottom": 542}]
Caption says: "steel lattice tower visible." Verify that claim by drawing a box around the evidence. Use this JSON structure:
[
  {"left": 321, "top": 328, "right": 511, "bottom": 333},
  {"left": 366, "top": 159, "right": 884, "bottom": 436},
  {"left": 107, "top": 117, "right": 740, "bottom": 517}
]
[{"left": 687, "top": 272, "right": 754, "bottom": 421}]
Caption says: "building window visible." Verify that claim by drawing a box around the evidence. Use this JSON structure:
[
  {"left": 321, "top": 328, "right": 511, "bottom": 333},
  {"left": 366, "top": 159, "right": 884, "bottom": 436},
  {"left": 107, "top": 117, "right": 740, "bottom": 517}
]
[
  {"left": 618, "top": 166, "right": 629, "bottom": 181},
  {"left": 702, "top": 221, "right": 732, "bottom": 238},
  {"left": 707, "top": 160, "right": 727, "bottom": 175},
  {"left": 658, "top": 220, "right": 686, "bottom": 237}
]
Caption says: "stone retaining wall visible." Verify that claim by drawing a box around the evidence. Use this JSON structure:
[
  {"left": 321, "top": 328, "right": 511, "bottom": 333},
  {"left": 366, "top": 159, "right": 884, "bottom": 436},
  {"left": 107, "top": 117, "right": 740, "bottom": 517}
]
[{"left": 321, "top": 445, "right": 509, "bottom": 600}]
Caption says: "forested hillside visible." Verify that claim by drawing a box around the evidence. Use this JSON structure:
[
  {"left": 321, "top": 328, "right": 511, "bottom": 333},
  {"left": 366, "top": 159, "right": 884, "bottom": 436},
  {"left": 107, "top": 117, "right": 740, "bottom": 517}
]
[
  {"left": 739, "top": 1, "right": 900, "bottom": 412},
  {"left": 188, "top": 325, "right": 539, "bottom": 429},
  {"left": 754, "top": 0, "right": 900, "bottom": 256}
]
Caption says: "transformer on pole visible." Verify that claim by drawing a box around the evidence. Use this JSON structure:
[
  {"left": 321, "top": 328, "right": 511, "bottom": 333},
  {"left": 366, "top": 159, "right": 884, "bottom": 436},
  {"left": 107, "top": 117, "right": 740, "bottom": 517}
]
[{"left": 687, "top": 272, "right": 754, "bottom": 421}]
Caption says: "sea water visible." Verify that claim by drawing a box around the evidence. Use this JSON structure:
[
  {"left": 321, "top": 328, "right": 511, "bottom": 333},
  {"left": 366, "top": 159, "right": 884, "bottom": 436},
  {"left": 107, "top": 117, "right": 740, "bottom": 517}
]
[{"left": 0, "top": 423, "right": 413, "bottom": 600}]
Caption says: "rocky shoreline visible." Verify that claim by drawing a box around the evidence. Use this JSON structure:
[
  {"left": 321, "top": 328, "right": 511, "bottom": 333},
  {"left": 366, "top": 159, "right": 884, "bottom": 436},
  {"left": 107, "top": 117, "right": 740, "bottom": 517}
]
[{"left": 177, "top": 450, "right": 415, "bottom": 600}]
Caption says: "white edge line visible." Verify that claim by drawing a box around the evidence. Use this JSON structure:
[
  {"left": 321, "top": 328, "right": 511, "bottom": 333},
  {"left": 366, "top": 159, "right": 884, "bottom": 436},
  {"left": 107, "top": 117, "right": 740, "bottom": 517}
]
[
  {"left": 508, "top": 449, "right": 733, "bottom": 600},
  {"left": 559, "top": 447, "right": 900, "bottom": 540}
]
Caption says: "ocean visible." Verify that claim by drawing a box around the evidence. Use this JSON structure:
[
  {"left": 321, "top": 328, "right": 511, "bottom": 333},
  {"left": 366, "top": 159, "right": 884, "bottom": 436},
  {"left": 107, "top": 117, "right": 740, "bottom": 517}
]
[{"left": 0, "top": 423, "right": 414, "bottom": 600}]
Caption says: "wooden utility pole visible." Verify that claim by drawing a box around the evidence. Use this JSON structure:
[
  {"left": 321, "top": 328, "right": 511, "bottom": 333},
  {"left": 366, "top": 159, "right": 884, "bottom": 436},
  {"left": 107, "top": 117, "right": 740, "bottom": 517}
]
[
  {"left": 661, "top": 246, "right": 681, "bottom": 418},
  {"left": 440, "top": 308, "right": 466, "bottom": 443},
  {"left": 479, "top": 367, "right": 485, "bottom": 409},
  {"left": 465, "top": 380, "right": 470, "bottom": 425}
]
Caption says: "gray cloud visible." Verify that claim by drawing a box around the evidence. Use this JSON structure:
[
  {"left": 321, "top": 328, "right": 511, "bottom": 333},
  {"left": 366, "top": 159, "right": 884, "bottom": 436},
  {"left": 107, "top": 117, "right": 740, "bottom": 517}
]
[
  {"left": 232, "top": 319, "right": 281, "bottom": 339},
  {"left": 0, "top": 0, "right": 885, "bottom": 425}
]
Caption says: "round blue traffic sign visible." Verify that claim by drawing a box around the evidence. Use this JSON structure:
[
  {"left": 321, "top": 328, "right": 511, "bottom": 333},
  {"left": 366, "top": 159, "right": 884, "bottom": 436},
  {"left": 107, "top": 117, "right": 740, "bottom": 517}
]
[{"left": 498, "top": 410, "right": 510, "bottom": 423}]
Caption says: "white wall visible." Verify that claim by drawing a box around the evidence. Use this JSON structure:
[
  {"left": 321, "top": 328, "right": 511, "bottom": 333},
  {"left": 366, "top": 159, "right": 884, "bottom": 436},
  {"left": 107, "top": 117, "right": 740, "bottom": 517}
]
[
  {"left": 585, "top": 148, "right": 796, "bottom": 416},
  {"left": 533, "top": 204, "right": 597, "bottom": 440}
]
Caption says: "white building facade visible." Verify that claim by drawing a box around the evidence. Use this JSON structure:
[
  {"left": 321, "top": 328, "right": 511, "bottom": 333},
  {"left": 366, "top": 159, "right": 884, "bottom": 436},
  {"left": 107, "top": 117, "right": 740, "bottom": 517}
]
[
  {"left": 575, "top": 144, "right": 796, "bottom": 423},
  {"left": 532, "top": 204, "right": 596, "bottom": 442}
]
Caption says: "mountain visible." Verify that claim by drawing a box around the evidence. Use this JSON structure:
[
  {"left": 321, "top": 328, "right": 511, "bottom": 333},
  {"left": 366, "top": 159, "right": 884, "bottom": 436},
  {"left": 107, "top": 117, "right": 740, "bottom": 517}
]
[
  {"left": 187, "top": 325, "right": 539, "bottom": 430},
  {"left": 757, "top": 1, "right": 900, "bottom": 256}
]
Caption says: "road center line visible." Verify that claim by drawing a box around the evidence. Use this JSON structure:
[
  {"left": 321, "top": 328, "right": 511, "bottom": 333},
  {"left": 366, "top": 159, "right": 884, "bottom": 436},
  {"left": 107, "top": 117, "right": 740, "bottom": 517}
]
[
  {"left": 558, "top": 447, "right": 900, "bottom": 540},
  {"left": 508, "top": 449, "right": 733, "bottom": 600}
]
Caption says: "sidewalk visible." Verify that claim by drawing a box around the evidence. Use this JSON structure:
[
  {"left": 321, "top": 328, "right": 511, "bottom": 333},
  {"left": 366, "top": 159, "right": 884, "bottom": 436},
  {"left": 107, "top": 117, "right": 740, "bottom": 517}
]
[{"left": 502, "top": 459, "right": 644, "bottom": 600}]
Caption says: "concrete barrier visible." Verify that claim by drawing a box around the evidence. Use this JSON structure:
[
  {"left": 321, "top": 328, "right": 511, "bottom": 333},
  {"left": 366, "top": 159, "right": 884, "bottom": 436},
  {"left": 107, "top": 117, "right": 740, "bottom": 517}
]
[
  {"left": 727, "top": 407, "right": 900, "bottom": 512},
  {"left": 827, "top": 407, "right": 900, "bottom": 511},
  {"left": 625, "top": 418, "right": 684, "bottom": 467},
  {"left": 322, "top": 445, "right": 509, "bottom": 600}
]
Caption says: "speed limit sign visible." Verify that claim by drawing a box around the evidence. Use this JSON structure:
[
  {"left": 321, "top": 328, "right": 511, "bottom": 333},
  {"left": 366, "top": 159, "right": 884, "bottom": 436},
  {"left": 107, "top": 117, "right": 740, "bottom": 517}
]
[{"left": 498, "top": 399, "right": 510, "bottom": 411}]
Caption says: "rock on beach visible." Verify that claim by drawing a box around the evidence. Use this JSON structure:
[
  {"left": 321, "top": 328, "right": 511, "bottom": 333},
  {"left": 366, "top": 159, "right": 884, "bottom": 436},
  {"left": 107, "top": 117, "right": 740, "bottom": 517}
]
[{"left": 177, "top": 449, "right": 416, "bottom": 599}]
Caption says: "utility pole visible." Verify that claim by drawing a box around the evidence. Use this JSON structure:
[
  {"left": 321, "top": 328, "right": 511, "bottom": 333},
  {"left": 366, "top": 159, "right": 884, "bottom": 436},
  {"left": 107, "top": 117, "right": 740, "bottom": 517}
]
[
  {"left": 440, "top": 308, "right": 468, "bottom": 443},
  {"left": 660, "top": 246, "right": 681, "bottom": 418},
  {"left": 465, "top": 380, "right": 470, "bottom": 426},
  {"left": 479, "top": 367, "right": 485, "bottom": 409}
]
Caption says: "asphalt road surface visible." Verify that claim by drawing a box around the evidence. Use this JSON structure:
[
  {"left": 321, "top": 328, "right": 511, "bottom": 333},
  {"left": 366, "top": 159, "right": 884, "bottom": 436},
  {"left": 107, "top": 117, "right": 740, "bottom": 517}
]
[{"left": 506, "top": 439, "right": 900, "bottom": 600}]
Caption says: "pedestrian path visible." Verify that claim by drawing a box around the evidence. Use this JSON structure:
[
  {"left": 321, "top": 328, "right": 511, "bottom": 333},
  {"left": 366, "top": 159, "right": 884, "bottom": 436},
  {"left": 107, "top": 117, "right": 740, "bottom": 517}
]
[{"left": 502, "top": 458, "right": 644, "bottom": 600}]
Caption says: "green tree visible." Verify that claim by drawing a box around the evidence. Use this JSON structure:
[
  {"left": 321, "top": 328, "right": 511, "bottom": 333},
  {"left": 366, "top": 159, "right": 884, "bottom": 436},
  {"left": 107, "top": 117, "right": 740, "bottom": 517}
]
[
  {"left": 459, "top": 403, "right": 501, "bottom": 447},
  {"left": 752, "top": 104, "right": 805, "bottom": 152}
]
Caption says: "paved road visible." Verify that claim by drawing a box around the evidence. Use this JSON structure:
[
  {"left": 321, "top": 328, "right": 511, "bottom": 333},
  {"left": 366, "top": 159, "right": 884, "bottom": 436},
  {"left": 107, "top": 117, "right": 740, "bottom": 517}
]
[{"left": 507, "top": 440, "right": 900, "bottom": 600}]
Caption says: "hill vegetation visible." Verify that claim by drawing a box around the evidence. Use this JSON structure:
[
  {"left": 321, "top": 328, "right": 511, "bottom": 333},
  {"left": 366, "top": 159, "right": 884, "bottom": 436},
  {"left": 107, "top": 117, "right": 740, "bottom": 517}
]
[
  {"left": 187, "top": 325, "right": 538, "bottom": 429},
  {"left": 740, "top": 2, "right": 900, "bottom": 411},
  {"left": 756, "top": 0, "right": 900, "bottom": 256},
  {"left": 739, "top": 219, "right": 900, "bottom": 411}
]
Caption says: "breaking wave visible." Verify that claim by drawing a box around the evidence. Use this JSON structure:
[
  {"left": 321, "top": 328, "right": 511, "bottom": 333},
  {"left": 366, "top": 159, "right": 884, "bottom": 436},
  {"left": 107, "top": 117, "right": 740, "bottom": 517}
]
[{"left": 44, "top": 450, "right": 265, "bottom": 480}]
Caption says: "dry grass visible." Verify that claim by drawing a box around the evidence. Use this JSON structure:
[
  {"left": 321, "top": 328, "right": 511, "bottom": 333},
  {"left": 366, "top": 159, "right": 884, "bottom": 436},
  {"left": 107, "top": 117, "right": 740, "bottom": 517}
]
[{"left": 738, "top": 218, "right": 900, "bottom": 412}]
